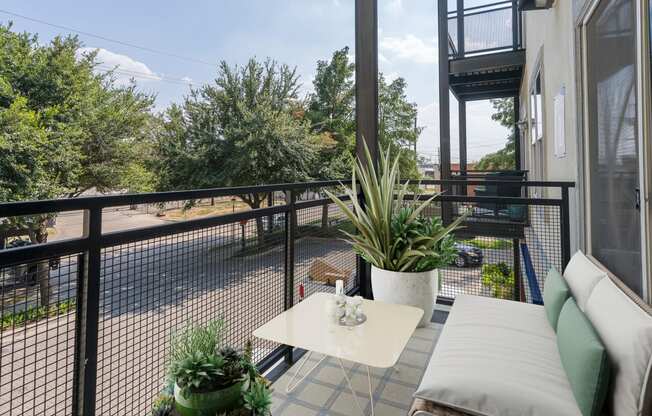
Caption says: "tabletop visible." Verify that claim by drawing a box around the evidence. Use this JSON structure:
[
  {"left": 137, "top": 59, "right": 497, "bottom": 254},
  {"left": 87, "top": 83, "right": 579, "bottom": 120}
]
[{"left": 253, "top": 292, "right": 423, "bottom": 368}]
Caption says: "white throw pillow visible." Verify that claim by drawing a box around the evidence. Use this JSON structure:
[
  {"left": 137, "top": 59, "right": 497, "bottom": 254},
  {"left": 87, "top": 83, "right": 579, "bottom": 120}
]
[
  {"left": 584, "top": 278, "right": 652, "bottom": 416},
  {"left": 563, "top": 251, "right": 606, "bottom": 311}
]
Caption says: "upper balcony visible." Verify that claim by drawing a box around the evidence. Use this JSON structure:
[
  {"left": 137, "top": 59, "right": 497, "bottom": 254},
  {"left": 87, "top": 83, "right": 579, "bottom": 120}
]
[{"left": 444, "top": 0, "right": 525, "bottom": 101}]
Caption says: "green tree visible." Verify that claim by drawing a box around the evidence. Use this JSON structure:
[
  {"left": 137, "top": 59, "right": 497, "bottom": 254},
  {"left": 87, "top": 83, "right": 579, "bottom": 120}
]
[
  {"left": 306, "top": 47, "right": 356, "bottom": 179},
  {"left": 0, "top": 24, "right": 155, "bottom": 305},
  {"left": 306, "top": 48, "right": 422, "bottom": 180},
  {"left": 378, "top": 74, "right": 422, "bottom": 179},
  {"left": 476, "top": 98, "right": 516, "bottom": 170},
  {"left": 156, "top": 58, "right": 320, "bottom": 242}
]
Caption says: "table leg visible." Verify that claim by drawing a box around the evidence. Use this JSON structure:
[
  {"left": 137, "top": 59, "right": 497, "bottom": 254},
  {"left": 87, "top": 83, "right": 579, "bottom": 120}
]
[
  {"left": 286, "top": 351, "right": 327, "bottom": 394},
  {"left": 336, "top": 358, "right": 365, "bottom": 415},
  {"left": 366, "top": 365, "right": 375, "bottom": 416}
]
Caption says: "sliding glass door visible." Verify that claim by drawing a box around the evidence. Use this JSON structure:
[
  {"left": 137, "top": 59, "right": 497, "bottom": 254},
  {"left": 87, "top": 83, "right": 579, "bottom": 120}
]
[{"left": 584, "top": 0, "right": 643, "bottom": 296}]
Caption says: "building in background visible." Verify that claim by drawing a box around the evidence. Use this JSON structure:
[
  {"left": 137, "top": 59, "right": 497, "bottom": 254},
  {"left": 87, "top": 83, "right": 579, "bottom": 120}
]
[{"left": 437, "top": 0, "right": 652, "bottom": 303}]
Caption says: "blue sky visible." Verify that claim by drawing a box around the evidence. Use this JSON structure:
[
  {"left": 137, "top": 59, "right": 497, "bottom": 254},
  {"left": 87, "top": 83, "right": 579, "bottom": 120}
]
[{"left": 0, "top": 0, "right": 509, "bottom": 163}]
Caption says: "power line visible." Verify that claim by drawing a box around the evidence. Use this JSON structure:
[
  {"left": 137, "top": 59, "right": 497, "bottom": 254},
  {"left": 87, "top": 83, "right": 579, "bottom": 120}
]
[
  {"left": 94, "top": 64, "right": 194, "bottom": 86},
  {"left": 0, "top": 9, "right": 215, "bottom": 67}
]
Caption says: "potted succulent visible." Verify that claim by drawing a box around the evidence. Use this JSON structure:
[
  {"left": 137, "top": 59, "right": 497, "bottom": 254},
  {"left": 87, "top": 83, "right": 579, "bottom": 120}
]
[
  {"left": 164, "top": 320, "right": 272, "bottom": 416},
  {"left": 325, "top": 144, "right": 466, "bottom": 326}
]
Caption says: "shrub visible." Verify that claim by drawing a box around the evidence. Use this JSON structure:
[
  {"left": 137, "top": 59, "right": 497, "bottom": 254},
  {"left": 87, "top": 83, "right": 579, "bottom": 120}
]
[{"left": 482, "top": 262, "right": 515, "bottom": 299}]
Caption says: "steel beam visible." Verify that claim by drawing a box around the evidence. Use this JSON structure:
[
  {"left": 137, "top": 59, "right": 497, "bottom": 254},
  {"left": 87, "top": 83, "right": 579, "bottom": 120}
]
[
  {"left": 438, "top": 0, "right": 452, "bottom": 223},
  {"left": 459, "top": 99, "right": 467, "bottom": 174},
  {"left": 355, "top": 0, "right": 378, "bottom": 299},
  {"left": 355, "top": 0, "right": 379, "bottom": 168}
]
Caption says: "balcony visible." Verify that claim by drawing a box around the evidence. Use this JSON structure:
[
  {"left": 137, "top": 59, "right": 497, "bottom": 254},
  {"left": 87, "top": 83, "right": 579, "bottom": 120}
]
[
  {"left": 445, "top": 1, "right": 525, "bottom": 101},
  {"left": 0, "top": 179, "right": 573, "bottom": 415}
]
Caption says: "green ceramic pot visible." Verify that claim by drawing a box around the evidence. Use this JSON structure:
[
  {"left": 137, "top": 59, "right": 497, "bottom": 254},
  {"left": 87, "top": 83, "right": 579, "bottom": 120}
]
[{"left": 174, "top": 381, "right": 244, "bottom": 416}]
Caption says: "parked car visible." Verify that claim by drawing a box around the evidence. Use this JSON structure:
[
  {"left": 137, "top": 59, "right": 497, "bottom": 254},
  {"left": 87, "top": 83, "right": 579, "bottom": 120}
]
[
  {"left": 452, "top": 242, "right": 483, "bottom": 267},
  {"left": 3, "top": 239, "right": 60, "bottom": 286},
  {"left": 261, "top": 213, "right": 285, "bottom": 230}
]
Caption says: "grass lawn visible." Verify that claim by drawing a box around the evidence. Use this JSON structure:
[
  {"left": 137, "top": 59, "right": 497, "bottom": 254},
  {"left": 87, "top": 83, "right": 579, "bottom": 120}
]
[
  {"left": 163, "top": 200, "right": 253, "bottom": 220},
  {"left": 464, "top": 238, "right": 513, "bottom": 250},
  {"left": 1, "top": 299, "right": 76, "bottom": 331}
]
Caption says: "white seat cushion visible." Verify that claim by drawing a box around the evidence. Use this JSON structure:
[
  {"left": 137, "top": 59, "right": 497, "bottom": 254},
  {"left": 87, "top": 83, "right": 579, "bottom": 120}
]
[
  {"left": 584, "top": 278, "right": 652, "bottom": 416},
  {"left": 414, "top": 295, "right": 581, "bottom": 416},
  {"left": 563, "top": 251, "right": 606, "bottom": 311}
]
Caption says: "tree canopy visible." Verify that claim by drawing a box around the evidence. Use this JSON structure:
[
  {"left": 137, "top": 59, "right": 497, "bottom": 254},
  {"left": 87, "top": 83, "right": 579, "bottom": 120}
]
[
  {"left": 307, "top": 47, "right": 356, "bottom": 179},
  {"left": 476, "top": 98, "right": 516, "bottom": 170},
  {"left": 306, "top": 47, "right": 423, "bottom": 180},
  {"left": 0, "top": 24, "right": 155, "bottom": 204},
  {"left": 0, "top": 23, "right": 155, "bottom": 305}
]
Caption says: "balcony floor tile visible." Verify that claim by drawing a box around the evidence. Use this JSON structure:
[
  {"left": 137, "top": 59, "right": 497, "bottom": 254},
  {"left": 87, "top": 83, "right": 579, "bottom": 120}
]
[{"left": 270, "top": 322, "right": 443, "bottom": 415}]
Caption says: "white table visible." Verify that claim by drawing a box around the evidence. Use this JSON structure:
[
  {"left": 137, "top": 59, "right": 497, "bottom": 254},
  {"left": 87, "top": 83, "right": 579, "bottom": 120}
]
[{"left": 253, "top": 293, "right": 423, "bottom": 415}]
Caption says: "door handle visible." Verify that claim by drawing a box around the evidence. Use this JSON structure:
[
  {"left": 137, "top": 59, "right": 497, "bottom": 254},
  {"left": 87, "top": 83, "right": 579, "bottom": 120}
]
[{"left": 635, "top": 188, "right": 640, "bottom": 211}]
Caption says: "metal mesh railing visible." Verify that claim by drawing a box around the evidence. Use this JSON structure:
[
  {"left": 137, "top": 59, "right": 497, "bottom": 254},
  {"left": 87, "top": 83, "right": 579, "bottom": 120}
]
[
  {"left": 0, "top": 253, "right": 80, "bottom": 415},
  {"left": 95, "top": 222, "right": 287, "bottom": 415},
  {"left": 448, "top": 1, "right": 520, "bottom": 58},
  {"left": 410, "top": 180, "right": 567, "bottom": 304},
  {"left": 0, "top": 178, "right": 572, "bottom": 415}
]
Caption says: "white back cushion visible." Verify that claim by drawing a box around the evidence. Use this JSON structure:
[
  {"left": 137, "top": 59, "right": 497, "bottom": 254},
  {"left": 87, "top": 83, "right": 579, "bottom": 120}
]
[
  {"left": 563, "top": 251, "right": 606, "bottom": 310},
  {"left": 584, "top": 278, "right": 652, "bottom": 416}
]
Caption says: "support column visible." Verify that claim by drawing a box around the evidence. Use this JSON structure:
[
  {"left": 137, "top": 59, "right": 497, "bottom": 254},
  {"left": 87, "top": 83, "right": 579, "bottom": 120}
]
[
  {"left": 438, "top": 0, "right": 452, "bottom": 222},
  {"left": 459, "top": 99, "right": 467, "bottom": 196},
  {"left": 457, "top": 0, "right": 465, "bottom": 57},
  {"left": 514, "top": 95, "right": 521, "bottom": 170},
  {"left": 438, "top": 0, "right": 451, "bottom": 181},
  {"left": 355, "top": 0, "right": 378, "bottom": 299},
  {"left": 459, "top": 99, "right": 467, "bottom": 174},
  {"left": 355, "top": 0, "right": 379, "bottom": 169}
]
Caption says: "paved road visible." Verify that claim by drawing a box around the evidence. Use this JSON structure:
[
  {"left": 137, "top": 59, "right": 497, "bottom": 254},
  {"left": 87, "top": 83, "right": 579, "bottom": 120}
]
[
  {"left": 51, "top": 209, "right": 171, "bottom": 241},
  {"left": 0, "top": 233, "right": 355, "bottom": 416}
]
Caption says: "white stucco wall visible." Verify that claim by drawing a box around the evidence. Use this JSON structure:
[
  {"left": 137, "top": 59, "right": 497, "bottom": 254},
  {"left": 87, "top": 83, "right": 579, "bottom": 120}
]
[
  {"left": 520, "top": 1, "right": 578, "bottom": 186},
  {"left": 519, "top": 0, "right": 586, "bottom": 252}
]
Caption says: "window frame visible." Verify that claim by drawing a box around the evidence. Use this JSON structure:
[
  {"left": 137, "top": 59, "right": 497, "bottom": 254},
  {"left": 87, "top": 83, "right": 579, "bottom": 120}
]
[{"left": 579, "top": 0, "right": 652, "bottom": 302}]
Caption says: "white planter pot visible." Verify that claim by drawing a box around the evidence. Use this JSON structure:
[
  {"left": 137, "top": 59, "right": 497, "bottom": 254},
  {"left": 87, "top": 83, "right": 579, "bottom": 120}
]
[{"left": 371, "top": 266, "right": 438, "bottom": 327}]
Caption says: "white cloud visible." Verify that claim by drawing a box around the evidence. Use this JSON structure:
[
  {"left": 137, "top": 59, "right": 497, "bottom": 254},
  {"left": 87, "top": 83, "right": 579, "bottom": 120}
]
[
  {"left": 380, "top": 34, "right": 437, "bottom": 64},
  {"left": 385, "top": 0, "right": 404, "bottom": 14},
  {"left": 181, "top": 76, "right": 194, "bottom": 84},
  {"left": 78, "top": 47, "right": 162, "bottom": 85}
]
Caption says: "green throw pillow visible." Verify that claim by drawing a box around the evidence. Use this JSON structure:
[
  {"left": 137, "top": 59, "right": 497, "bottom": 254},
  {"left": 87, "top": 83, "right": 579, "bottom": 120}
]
[
  {"left": 557, "top": 298, "right": 610, "bottom": 416},
  {"left": 543, "top": 267, "right": 571, "bottom": 330}
]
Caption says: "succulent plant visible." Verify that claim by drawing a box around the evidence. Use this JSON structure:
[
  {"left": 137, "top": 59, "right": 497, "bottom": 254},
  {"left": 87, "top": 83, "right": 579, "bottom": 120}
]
[
  {"left": 150, "top": 394, "right": 174, "bottom": 416},
  {"left": 243, "top": 379, "right": 273, "bottom": 416},
  {"left": 218, "top": 346, "right": 246, "bottom": 388},
  {"left": 168, "top": 351, "right": 225, "bottom": 397}
]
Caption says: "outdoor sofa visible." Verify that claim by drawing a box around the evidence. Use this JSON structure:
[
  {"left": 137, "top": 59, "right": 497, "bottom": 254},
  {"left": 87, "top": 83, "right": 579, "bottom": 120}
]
[{"left": 409, "top": 251, "right": 652, "bottom": 416}]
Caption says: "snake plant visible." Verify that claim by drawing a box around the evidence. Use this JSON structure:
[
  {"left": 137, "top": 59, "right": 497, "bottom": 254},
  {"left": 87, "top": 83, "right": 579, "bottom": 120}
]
[{"left": 325, "top": 143, "right": 467, "bottom": 272}]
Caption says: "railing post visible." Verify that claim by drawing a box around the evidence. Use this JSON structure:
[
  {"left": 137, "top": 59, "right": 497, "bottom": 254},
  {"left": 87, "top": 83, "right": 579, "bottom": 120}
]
[
  {"left": 267, "top": 192, "right": 274, "bottom": 233},
  {"left": 560, "top": 186, "right": 571, "bottom": 269},
  {"left": 74, "top": 207, "right": 102, "bottom": 416},
  {"left": 514, "top": 95, "right": 521, "bottom": 170},
  {"left": 513, "top": 238, "right": 523, "bottom": 301},
  {"left": 283, "top": 190, "right": 296, "bottom": 364}
]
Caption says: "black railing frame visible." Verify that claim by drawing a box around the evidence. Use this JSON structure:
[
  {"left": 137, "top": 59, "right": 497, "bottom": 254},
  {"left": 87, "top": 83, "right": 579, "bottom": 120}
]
[
  {"left": 0, "top": 178, "right": 574, "bottom": 415},
  {"left": 447, "top": 0, "right": 522, "bottom": 59}
]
